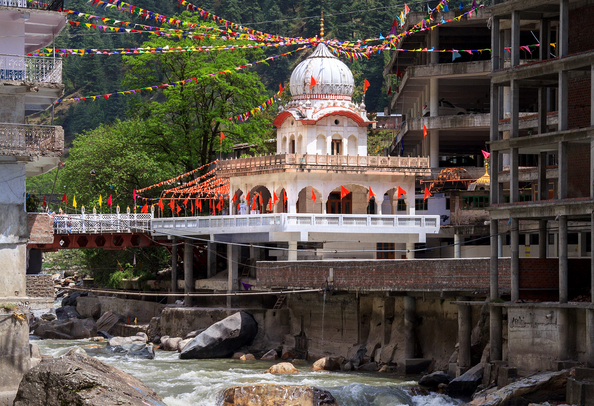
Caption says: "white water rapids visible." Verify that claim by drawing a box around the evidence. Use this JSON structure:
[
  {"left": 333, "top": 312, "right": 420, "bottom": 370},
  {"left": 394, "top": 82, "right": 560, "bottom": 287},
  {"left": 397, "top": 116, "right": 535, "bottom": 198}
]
[{"left": 35, "top": 338, "right": 462, "bottom": 406}]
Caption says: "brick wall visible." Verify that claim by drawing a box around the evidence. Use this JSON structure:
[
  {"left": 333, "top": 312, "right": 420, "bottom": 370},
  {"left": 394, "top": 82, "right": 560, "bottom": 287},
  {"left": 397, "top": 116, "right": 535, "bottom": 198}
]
[
  {"left": 569, "top": 6, "right": 594, "bottom": 55},
  {"left": 26, "top": 274, "right": 54, "bottom": 298},
  {"left": 257, "top": 258, "right": 511, "bottom": 293},
  {"left": 27, "top": 213, "right": 54, "bottom": 244},
  {"left": 566, "top": 143, "right": 590, "bottom": 198}
]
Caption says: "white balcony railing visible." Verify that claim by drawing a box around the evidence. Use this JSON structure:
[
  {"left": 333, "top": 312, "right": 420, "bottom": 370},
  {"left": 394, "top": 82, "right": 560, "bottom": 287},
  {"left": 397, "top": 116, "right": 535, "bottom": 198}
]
[
  {"left": 152, "top": 213, "right": 440, "bottom": 237},
  {"left": 0, "top": 0, "right": 27, "bottom": 7},
  {"left": 53, "top": 213, "right": 153, "bottom": 234},
  {"left": 0, "top": 54, "right": 62, "bottom": 83},
  {"left": 217, "top": 154, "right": 430, "bottom": 172},
  {"left": 0, "top": 123, "right": 63, "bottom": 157}
]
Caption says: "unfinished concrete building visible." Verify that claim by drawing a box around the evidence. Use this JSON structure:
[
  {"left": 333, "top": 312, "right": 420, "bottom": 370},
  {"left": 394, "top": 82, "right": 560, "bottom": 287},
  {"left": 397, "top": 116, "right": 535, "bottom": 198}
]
[{"left": 488, "top": 0, "right": 594, "bottom": 376}]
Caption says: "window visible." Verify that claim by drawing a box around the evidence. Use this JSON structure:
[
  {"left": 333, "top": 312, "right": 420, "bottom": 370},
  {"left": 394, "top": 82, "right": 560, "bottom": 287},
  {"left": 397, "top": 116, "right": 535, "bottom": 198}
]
[
  {"left": 415, "top": 199, "right": 428, "bottom": 211},
  {"left": 462, "top": 196, "right": 489, "bottom": 209},
  {"left": 503, "top": 194, "right": 532, "bottom": 203},
  {"left": 530, "top": 234, "right": 539, "bottom": 245},
  {"left": 397, "top": 199, "right": 407, "bottom": 211},
  {"left": 377, "top": 243, "right": 395, "bottom": 259},
  {"left": 331, "top": 139, "right": 342, "bottom": 155},
  {"left": 445, "top": 197, "right": 450, "bottom": 210},
  {"left": 568, "top": 233, "right": 579, "bottom": 245}
]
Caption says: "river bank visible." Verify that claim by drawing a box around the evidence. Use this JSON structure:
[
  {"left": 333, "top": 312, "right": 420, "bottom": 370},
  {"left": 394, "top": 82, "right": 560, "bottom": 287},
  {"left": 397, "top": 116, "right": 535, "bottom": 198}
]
[{"left": 34, "top": 337, "right": 462, "bottom": 406}]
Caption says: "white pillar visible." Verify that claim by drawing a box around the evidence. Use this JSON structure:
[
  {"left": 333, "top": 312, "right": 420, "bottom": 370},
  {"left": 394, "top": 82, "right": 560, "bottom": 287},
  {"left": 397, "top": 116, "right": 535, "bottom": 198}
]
[
  {"left": 454, "top": 233, "right": 462, "bottom": 258},
  {"left": 406, "top": 242, "right": 415, "bottom": 259},
  {"left": 227, "top": 243, "right": 239, "bottom": 308},
  {"left": 322, "top": 200, "right": 327, "bottom": 214},
  {"left": 430, "top": 27, "right": 439, "bottom": 64},
  {"left": 429, "top": 77, "right": 439, "bottom": 168},
  {"left": 288, "top": 241, "right": 298, "bottom": 261}
]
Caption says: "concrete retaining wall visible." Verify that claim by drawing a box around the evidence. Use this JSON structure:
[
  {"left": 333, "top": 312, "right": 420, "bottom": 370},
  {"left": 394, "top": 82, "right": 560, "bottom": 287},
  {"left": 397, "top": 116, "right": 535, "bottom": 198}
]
[
  {"left": 77, "top": 296, "right": 165, "bottom": 324},
  {"left": 25, "top": 275, "right": 53, "bottom": 298}
]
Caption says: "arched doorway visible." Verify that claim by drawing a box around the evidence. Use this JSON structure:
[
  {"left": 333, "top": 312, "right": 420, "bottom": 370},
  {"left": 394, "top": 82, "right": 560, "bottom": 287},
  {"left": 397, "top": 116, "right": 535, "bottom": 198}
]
[
  {"left": 248, "top": 186, "right": 272, "bottom": 214},
  {"left": 327, "top": 191, "right": 351, "bottom": 214}
]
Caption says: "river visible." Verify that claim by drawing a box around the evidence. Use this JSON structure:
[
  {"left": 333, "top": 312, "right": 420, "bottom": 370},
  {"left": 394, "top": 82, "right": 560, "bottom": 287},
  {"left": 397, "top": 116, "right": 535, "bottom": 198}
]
[{"left": 34, "top": 338, "right": 462, "bottom": 406}]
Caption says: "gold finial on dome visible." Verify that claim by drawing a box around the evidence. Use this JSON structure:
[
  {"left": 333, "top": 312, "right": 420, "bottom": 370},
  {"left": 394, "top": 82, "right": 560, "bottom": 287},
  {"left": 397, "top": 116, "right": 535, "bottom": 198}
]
[{"left": 320, "top": 10, "right": 324, "bottom": 39}]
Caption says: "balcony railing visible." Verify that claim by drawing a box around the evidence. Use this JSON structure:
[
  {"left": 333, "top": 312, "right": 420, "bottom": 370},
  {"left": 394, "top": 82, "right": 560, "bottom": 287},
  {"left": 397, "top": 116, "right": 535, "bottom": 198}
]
[
  {"left": 0, "top": 54, "right": 62, "bottom": 84},
  {"left": 53, "top": 213, "right": 153, "bottom": 234},
  {"left": 218, "top": 153, "right": 430, "bottom": 172},
  {"left": 2, "top": 0, "right": 63, "bottom": 9},
  {"left": 1, "top": 0, "right": 27, "bottom": 7},
  {"left": 0, "top": 123, "right": 63, "bottom": 157}
]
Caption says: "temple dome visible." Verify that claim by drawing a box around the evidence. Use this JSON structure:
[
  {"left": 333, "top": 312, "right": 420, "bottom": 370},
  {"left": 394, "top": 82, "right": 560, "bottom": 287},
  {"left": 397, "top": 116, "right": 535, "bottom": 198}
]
[{"left": 289, "top": 43, "right": 355, "bottom": 98}]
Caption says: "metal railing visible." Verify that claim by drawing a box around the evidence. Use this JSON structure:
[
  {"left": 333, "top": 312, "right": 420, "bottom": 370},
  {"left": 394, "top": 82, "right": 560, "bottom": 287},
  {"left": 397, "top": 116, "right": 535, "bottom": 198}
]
[
  {"left": 0, "top": 123, "right": 63, "bottom": 156},
  {"left": 217, "top": 153, "right": 430, "bottom": 171},
  {"left": 0, "top": 54, "right": 62, "bottom": 83},
  {"left": 53, "top": 213, "right": 153, "bottom": 234},
  {"left": 0, "top": 0, "right": 27, "bottom": 7}
]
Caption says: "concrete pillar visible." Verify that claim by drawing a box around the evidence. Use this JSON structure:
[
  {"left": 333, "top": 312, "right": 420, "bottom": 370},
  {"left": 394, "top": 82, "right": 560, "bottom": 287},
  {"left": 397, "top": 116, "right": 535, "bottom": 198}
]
[
  {"left": 587, "top": 309, "right": 594, "bottom": 367},
  {"left": 490, "top": 305, "right": 503, "bottom": 361},
  {"left": 591, "top": 66, "right": 594, "bottom": 127},
  {"left": 490, "top": 84, "right": 500, "bottom": 141},
  {"left": 511, "top": 218, "right": 520, "bottom": 302},
  {"left": 511, "top": 11, "right": 520, "bottom": 67},
  {"left": 539, "top": 19, "right": 550, "bottom": 61},
  {"left": 457, "top": 297, "right": 472, "bottom": 369},
  {"left": 591, "top": 138, "right": 594, "bottom": 199},
  {"left": 171, "top": 239, "right": 178, "bottom": 294},
  {"left": 322, "top": 200, "right": 327, "bottom": 214},
  {"left": 429, "top": 77, "right": 439, "bottom": 169},
  {"left": 288, "top": 241, "right": 297, "bottom": 261},
  {"left": 498, "top": 234, "right": 503, "bottom": 258},
  {"left": 592, "top": 212, "right": 594, "bottom": 304},
  {"left": 558, "top": 308, "right": 569, "bottom": 360},
  {"left": 538, "top": 152, "right": 547, "bottom": 200},
  {"left": 454, "top": 233, "right": 462, "bottom": 259},
  {"left": 559, "top": 216, "right": 568, "bottom": 303},
  {"left": 539, "top": 220, "right": 547, "bottom": 258},
  {"left": 184, "top": 240, "right": 194, "bottom": 307},
  {"left": 579, "top": 232, "right": 588, "bottom": 257},
  {"left": 490, "top": 219, "right": 499, "bottom": 300},
  {"left": 538, "top": 87, "right": 548, "bottom": 135},
  {"left": 510, "top": 148, "right": 519, "bottom": 203},
  {"left": 376, "top": 200, "right": 382, "bottom": 215},
  {"left": 491, "top": 151, "right": 499, "bottom": 205},
  {"left": 558, "top": 142, "right": 568, "bottom": 199},
  {"left": 227, "top": 243, "right": 239, "bottom": 308},
  {"left": 207, "top": 241, "right": 216, "bottom": 278},
  {"left": 511, "top": 80, "right": 519, "bottom": 138},
  {"left": 430, "top": 130, "right": 439, "bottom": 169},
  {"left": 406, "top": 242, "right": 415, "bottom": 259},
  {"left": 559, "top": 0, "right": 569, "bottom": 58},
  {"left": 430, "top": 27, "right": 439, "bottom": 64},
  {"left": 559, "top": 71, "right": 568, "bottom": 131},
  {"left": 491, "top": 17, "right": 500, "bottom": 70},
  {"left": 404, "top": 296, "right": 416, "bottom": 359}
]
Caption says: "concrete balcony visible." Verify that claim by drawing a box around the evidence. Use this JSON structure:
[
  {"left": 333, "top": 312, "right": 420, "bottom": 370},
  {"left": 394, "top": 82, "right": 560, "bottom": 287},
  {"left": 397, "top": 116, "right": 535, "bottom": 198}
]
[
  {"left": 217, "top": 153, "right": 430, "bottom": 177},
  {"left": 0, "top": 54, "right": 62, "bottom": 84},
  {"left": 0, "top": 123, "right": 63, "bottom": 176},
  {"left": 152, "top": 213, "right": 441, "bottom": 243}
]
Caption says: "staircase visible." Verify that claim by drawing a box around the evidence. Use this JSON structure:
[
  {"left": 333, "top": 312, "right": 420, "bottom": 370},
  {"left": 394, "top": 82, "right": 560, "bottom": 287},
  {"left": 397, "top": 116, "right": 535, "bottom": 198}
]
[{"left": 273, "top": 294, "right": 286, "bottom": 309}]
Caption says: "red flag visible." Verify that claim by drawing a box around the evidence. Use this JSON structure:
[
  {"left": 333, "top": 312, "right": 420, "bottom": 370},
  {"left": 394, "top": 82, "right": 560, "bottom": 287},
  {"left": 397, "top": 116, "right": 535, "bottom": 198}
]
[
  {"left": 246, "top": 193, "right": 250, "bottom": 206},
  {"left": 157, "top": 198, "right": 164, "bottom": 211},
  {"left": 368, "top": 186, "right": 376, "bottom": 201},
  {"left": 220, "top": 131, "right": 225, "bottom": 144},
  {"left": 310, "top": 75, "right": 317, "bottom": 89},
  {"left": 396, "top": 186, "right": 407, "bottom": 200},
  {"left": 340, "top": 185, "right": 350, "bottom": 200},
  {"left": 107, "top": 194, "right": 113, "bottom": 208},
  {"left": 217, "top": 200, "right": 222, "bottom": 212},
  {"left": 232, "top": 191, "right": 238, "bottom": 204},
  {"left": 61, "top": 193, "right": 67, "bottom": 205},
  {"left": 387, "top": 85, "right": 392, "bottom": 96},
  {"left": 404, "top": 3, "right": 410, "bottom": 14},
  {"left": 311, "top": 189, "right": 317, "bottom": 203},
  {"left": 423, "top": 124, "right": 428, "bottom": 138},
  {"left": 396, "top": 67, "right": 403, "bottom": 78},
  {"left": 259, "top": 193, "right": 263, "bottom": 206},
  {"left": 42, "top": 195, "right": 46, "bottom": 209},
  {"left": 283, "top": 190, "right": 288, "bottom": 203},
  {"left": 279, "top": 83, "right": 284, "bottom": 93},
  {"left": 252, "top": 198, "right": 257, "bottom": 211},
  {"left": 424, "top": 186, "right": 432, "bottom": 201},
  {"left": 273, "top": 191, "right": 279, "bottom": 203},
  {"left": 190, "top": 203, "right": 194, "bottom": 214},
  {"left": 237, "top": 203, "right": 241, "bottom": 212},
  {"left": 183, "top": 196, "right": 188, "bottom": 208},
  {"left": 169, "top": 198, "right": 175, "bottom": 212},
  {"left": 482, "top": 150, "right": 491, "bottom": 160},
  {"left": 197, "top": 199, "right": 202, "bottom": 211},
  {"left": 363, "top": 78, "right": 370, "bottom": 93},
  {"left": 141, "top": 203, "right": 148, "bottom": 213}
]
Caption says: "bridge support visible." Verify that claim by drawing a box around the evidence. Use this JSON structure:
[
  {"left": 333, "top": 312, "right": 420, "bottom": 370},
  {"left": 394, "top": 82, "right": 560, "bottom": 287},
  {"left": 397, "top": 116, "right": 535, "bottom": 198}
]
[
  {"left": 207, "top": 242, "right": 217, "bottom": 278},
  {"left": 227, "top": 243, "right": 239, "bottom": 308},
  {"left": 171, "top": 238, "right": 178, "bottom": 303},
  {"left": 184, "top": 240, "right": 194, "bottom": 307}
]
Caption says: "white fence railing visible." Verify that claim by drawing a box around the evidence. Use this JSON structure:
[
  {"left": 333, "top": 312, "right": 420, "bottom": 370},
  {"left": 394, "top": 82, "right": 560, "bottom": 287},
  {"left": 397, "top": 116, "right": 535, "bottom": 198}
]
[
  {"left": 217, "top": 154, "right": 430, "bottom": 172},
  {"left": 0, "top": 123, "right": 63, "bottom": 157},
  {"left": 0, "top": 0, "right": 27, "bottom": 7},
  {"left": 0, "top": 54, "right": 62, "bottom": 83},
  {"left": 152, "top": 213, "right": 440, "bottom": 236},
  {"left": 53, "top": 213, "right": 153, "bottom": 234}
]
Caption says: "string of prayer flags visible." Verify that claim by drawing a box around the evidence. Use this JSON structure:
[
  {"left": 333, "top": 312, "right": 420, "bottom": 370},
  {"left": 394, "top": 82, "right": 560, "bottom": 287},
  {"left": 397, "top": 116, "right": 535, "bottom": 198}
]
[{"left": 136, "top": 161, "right": 214, "bottom": 194}]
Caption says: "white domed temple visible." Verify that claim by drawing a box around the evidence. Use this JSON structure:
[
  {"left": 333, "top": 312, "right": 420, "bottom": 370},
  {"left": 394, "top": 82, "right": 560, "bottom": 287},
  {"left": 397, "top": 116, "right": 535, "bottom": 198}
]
[{"left": 154, "top": 43, "right": 438, "bottom": 262}]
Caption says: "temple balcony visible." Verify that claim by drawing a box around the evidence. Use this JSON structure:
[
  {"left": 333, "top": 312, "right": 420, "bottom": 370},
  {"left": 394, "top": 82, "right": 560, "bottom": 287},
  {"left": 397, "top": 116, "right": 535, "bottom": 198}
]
[
  {"left": 0, "top": 122, "right": 64, "bottom": 176},
  {"left": 217, "top": 153, "right": 431, "bottom": 178}
]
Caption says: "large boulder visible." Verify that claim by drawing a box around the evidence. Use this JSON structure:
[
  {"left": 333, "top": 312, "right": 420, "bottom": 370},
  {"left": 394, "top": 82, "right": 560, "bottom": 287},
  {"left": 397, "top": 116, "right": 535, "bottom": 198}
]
[
  {"left": 312, "top": 357, "right": 342, "bottom": 372},
  {"left": 260, "top": 349, "right": 278, "bottom": 360},
  {"left": 180, "top": 311, "right": 258, "bottom": 359},
  {"left": 220, "top": 383, "right": 339, "bottom": 406},
  {"left": 108, "top": 343, "right": 156, "bottom": 360},
  {"left": 419, "top": 371, "right": 454, "bottom": 388},
  {"left": 55, "top": 305, "right": 80, "bottom": 321},
  {"left": 34, "top": 318, "right": 96, "bottom": 339},
  {"left": 160, "top": 337, "right": 183, "bottom": 351},
  {"left": 96, "top": 311, "right": 122, "bottom": 334},
  {"left": 108, "top": 335, "right": 146, "bottom": 346},
  {"left": 13, "top": 350, "right": 163, "bottom": 406},
  {"left": 265, "top": 362, "right": 300, "bottom": 374},
  {"left": 448, "top": 363, "right": 484, "bottom": 397},
  {"left": 61, "top": 291, "right": 87, "bottom": 307},
  {"left": 465, "top": 370, "right": 569, "bottom": 406}
]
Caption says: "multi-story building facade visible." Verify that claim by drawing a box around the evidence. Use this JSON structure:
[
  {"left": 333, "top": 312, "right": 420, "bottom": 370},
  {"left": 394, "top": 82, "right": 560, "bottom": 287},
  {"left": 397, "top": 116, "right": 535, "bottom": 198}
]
[{"left": 0, "top": 0, "right": 65, "bottom": 402}]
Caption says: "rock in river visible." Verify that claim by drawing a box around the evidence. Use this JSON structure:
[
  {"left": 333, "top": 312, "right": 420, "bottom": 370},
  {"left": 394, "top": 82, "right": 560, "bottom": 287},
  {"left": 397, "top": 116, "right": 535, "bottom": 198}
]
[
  {"left": 13, "top": 349, "right": 165, "bottom": 406},
  {"left": 34, "top": 318, "right": 97, "bottom": 339},
  {"left": 180, "top": 311, "right": 258, "bottom": 359},
  {"left": 220, "top": 383, "right": 339, "bottom": 406},
  {"left": 265, "top": 362, "right": 300, "bottom": 375}
]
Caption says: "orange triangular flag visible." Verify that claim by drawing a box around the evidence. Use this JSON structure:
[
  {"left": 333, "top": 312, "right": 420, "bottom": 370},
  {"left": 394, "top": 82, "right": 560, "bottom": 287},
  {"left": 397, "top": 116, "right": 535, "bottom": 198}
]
[
  {"left": 220, "top": 131, "right": 225, "bottom": 144},
  {"left": 364, "top": 78, "right": 370, "bottom": 93},
  {"left": 311, "top": 189, "right": 317, "bottom": 203},
  {"left": 183, "top": 196, "right": 188, "bottom": 208},
  {"left": 283, "top": 190, "right": 288, "bottom": 203},
  {"left": 232, "top": 191, "right": 238, "bottom": 204},
  {"left": 423, "top": 124, "right": 428, "bottom": 138},
  {"left": 141, "top": 203, "right": 148, "bottom": 213},
  {"left": 368, "top": 186, "right": 376, "bottom": 201},
  {"left": 424, "top": 186, "right": 432, "bottom": 201},
  {"left": 197, "top": 199, "right": 202, "bottom": 211},
  {"left": 340, "top": 185, "right": 350, "bottom": 200},
  {"left": 252, "top": 198, "right": 257, "bottom": 211},
  {"left": 273, "top": 191, "right": 279, "bottom": 203},
  {"left": 396, "top": 186, "right": 407, "bottom": 200},
  {"left": 169, "top": 198, "right": 175, "bottom": 212},
  {"left": 217, "top": 200, "right": 222, "bottom": 211},
  {"left": 158, "top": 198, "right": 164, "bottom": 211},
  {"left": 176, "top": 204, "right": 181, "bottom": 215},
  {"left": 190, "top": 203, "right": 194, "bottom": 214},
  {"left": 310, "top": 75, "right": 317, "bottom": 89}
]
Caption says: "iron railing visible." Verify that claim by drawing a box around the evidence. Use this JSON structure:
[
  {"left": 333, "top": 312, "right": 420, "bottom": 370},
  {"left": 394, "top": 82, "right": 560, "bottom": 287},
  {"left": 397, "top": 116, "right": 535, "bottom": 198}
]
[
  {"left": 53, "top": 213, "right": 153, "bottom": 234},
  {"left": 0, "top": 54, "right": 62, "bottom": 83},
  {"left": 0, "top": 0, "right": 27, "bottom": 7},
  {"left": 0, "top": 123, "right": 63, "bottom": 157}
]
